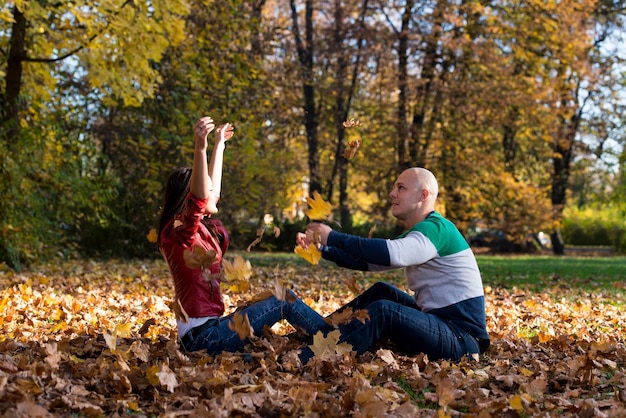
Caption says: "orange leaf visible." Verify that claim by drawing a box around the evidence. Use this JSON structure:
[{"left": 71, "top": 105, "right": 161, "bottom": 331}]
[{"left": 146, "top": 228, "right": 158, "bottom": 243}]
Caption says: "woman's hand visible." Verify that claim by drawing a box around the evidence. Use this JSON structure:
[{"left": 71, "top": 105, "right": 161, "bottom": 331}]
[
  {"left": 215, "top": 123, "right": 234, "bottom": 145},
  {"left": 194, "top": 116, "right": 216, "bottom": 150}
]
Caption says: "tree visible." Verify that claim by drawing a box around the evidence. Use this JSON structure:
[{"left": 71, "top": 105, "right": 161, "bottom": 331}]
[{"left": 0, "top": 0, "right": 189, "bottom": 267}]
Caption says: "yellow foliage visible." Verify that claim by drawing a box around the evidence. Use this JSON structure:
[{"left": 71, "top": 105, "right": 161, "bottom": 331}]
[{"left": 294, "top": 244, "right": 322, "bottom": 265}]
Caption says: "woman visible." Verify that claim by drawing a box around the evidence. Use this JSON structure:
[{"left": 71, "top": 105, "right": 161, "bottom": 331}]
[{"left": 158, "top": 116, "right": 329, "bottom": 355}]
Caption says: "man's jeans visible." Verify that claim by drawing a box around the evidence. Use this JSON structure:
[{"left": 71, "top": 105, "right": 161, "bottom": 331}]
[
  {"left": 180, "top": 292, "right": 331, "bottom": 355},
  {"left": 327, "top": 282, "right": 481, "bottom": 361}
]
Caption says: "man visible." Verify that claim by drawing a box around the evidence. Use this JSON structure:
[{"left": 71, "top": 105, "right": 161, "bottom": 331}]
[{"left": 297, "top": 167, "right": 489, "bottom": 361}]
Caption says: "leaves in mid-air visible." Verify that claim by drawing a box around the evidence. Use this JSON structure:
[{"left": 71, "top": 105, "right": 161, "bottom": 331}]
[
  {"left": 272, "top": 278, "right": 297, "bottom": 303},
  {"left": 228, "top": 312, "right": 254, "bottom": 340},
  {"left": 222, "top": 256, "right": 253, "bottom": 293},
  {"left": 342, "top": 138, "right": 362, "bottom": 160},
  {"left": 304, "top": 191, "right": 334, "bottom": 221},
  {"left": 183, "top": 245, "right": 217, "bottom": 270},
  {"left": 342, "top": 118, "right": 361, "bottom": 128},
  {"left": 294, "top": 244, "right": 322, "bottom": 265},
  {"left": 246, "top": 228, "right": 266, "bottom": 252},
  {"left": 146, "top": 228, "right": 158, "bottom": 243}
]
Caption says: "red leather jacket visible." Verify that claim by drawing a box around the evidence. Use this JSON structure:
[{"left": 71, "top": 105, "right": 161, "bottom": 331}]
[{"left": 160, "top": 193, "right": 229, "bottom": 318}]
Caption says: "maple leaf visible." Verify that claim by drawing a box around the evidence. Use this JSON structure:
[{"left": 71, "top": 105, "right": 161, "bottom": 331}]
[
  {"left": 146, "top": 228, "right": 158, "bottom": 243},
  {"left": 183, "top": 245, "right": 217, "bottom": 270},
  {"left": 304, "top": 191, "right": 333, "bottom": 221},
  {"left": 294, "top": 244, "right": 322, "bottom": 265},
  {"left": 326, "top": 307, "right": 369, "bottom": 326},
  {"left": 156, "top": 364, "right": 179, "bottom": 393},
  {"left": 228, "top": 312, "right": 254, "bottom": 340},
  {"left": 309, "top": 329, "right": 353, "bottom": 358}
]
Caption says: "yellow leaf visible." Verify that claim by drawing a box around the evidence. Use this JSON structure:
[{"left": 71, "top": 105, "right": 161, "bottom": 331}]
[
  {"left": 304, "top": 191, "right": 333, "bottom": 220},
  {"left": 509, "top": 394, "right": 524, "bottom": 413},
  {"left": 146, "top": 228, "right": 158, "bottom": 243},
  {"left": 183, "top": 245, "right": 217, "bottom": 269},
  {"left": 145, "top": 365, "right": 161, "bottom": 386},
  {"left": 223, "top": 256, "right": 252, "bottom": 282},
  {"left": 115, "top": 322, "right": 132, "bottom": 338},
  {"left": 294, "top": 244, "right": 322, "bottom": 265}
]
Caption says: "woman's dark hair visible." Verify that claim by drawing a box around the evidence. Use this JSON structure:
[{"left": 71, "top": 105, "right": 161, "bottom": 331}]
[{"left": 158, "top": 167, "right": 192, "bottom": 248}]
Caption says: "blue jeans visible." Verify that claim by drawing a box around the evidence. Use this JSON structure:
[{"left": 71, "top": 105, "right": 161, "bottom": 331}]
[
  {"left": 181, "top": 292, "right": 331, "bottom": 355},
  {"left": 302, "top": 282, "right": 480, "bottom": 363}
]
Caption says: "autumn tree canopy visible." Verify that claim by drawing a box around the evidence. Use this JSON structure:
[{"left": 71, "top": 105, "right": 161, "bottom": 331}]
[{"left": 1, "top": 0, "right": 625, "bottom": 268}]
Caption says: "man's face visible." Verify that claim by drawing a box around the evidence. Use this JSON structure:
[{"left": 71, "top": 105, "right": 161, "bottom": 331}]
[{"left": 389, "top": 170, "right": 423, "bottom": 221}]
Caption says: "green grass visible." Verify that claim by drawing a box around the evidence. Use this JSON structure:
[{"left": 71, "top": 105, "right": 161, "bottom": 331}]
[
  {"left": 476, "top": 254, "right": 626, "bottom": 291},
  {"left": 236, "top": 251, "right": 626, "bottom": 299}
]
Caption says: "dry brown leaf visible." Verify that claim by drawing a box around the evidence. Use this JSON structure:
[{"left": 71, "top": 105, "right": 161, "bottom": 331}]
[
  {"left": 342, "top": 138, "right": 361, "bottom": 160},
  {"left": 342, "top": 118, "right": 361, "bottom": 128},
  {"left": 183, "top": 245, "right": 217, "bottom": 269},
  {"left": 246, "top": 228, "right": 266, "bottom": 252},
  {"left": 228, "top": 312, "right": 254, "bottom": 340}
]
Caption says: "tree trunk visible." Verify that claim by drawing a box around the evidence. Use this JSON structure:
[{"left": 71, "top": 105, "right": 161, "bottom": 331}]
[
  {"left": 2, "top": 5, "right": 26, "bottom": 146},
  {"left": 290, "top": 0, "right": 321, "bottom": 195},
  {"left": 551, "top": 107, "right": 580, "bottom": 255}
]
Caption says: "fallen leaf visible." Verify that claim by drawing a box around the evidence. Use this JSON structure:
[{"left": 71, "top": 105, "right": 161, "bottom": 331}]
[
  {"left": 156, "top": 364, "right": 179, "bottom": 393},
  {"left": 309, "top": 329, "right": 353, "bottom": 358}
]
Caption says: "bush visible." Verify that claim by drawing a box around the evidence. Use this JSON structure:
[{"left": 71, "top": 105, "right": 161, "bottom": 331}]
[{"left": 562, "top": 205, "right": 626, "bottom": 252}]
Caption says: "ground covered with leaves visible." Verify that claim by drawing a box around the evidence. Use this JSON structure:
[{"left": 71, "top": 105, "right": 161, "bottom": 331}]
[{"left": 1, "top": 256, "right": 625, "bottom": 417}]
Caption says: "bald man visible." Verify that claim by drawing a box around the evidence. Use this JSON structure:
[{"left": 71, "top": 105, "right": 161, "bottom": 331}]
[{"left": 297, "top": 167, "right": 489, "bottom": 362}]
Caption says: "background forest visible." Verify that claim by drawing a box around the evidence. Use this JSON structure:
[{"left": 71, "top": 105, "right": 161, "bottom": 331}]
[{"left": 1, "top": 0, "right": 625, "bottom": 271}]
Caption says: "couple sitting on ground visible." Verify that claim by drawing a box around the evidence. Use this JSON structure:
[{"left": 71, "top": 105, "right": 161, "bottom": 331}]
[{"left": 157, "top": 115, "right": 490, "bottom": 365}]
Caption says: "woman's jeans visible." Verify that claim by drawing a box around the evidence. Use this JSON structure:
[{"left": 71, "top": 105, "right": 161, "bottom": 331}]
[
  {"left": 316, "top": 281, "right": 481, "bottom": 362},
  {"left": 180, "top": 292, "right": 331, "bottom": 355}
]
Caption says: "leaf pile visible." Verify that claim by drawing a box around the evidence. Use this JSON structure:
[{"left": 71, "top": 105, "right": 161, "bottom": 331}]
[{"left": 0, "top": 258, "right": 625, "bottom": 417}]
